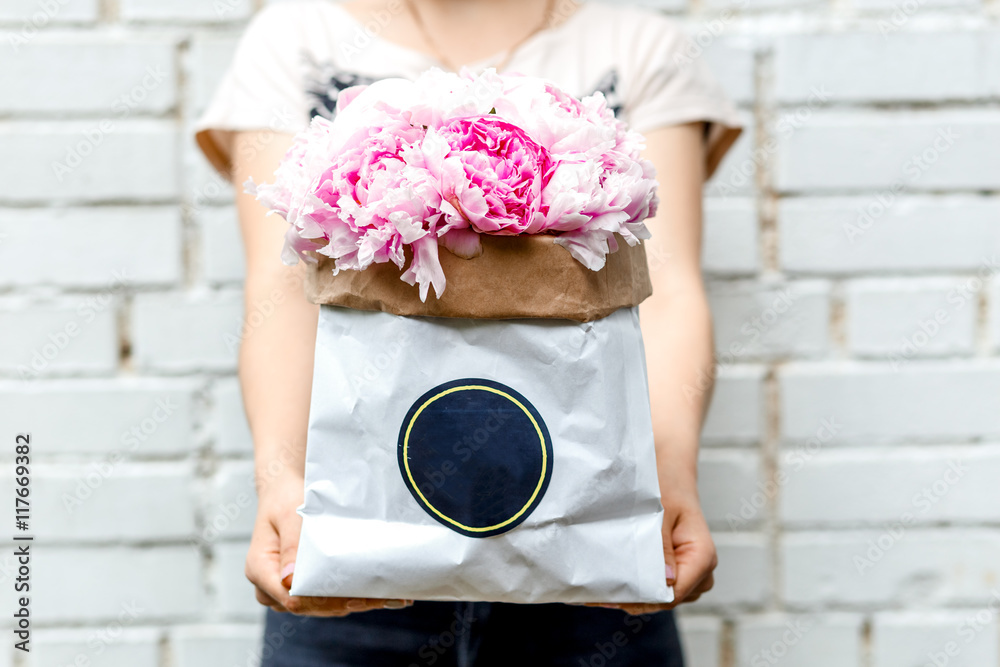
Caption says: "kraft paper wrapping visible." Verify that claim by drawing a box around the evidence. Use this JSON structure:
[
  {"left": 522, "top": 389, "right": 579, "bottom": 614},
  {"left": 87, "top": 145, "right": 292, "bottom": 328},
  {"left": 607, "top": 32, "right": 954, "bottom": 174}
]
[{"left": 302, "top": 233, "right": 653, "bottom": 322}]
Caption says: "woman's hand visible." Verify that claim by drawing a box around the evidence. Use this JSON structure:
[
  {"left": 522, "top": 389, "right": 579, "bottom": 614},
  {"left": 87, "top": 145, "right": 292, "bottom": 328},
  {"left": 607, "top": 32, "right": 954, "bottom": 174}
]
[
  {"left": 657, "top": 482, "right": 717, "bottom": 608},
  {"left": 584, "top": 470, "right": 717, "bottom": 615},
  {"left": 244, "top": 471, "right": 414, "bottom": 616}
]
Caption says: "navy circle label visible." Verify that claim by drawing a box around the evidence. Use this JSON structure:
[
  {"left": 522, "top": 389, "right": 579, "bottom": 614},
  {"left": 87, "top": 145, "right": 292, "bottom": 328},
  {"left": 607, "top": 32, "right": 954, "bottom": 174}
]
[{"left": 397, "top": 378, "right": 553, "bottom": 538}]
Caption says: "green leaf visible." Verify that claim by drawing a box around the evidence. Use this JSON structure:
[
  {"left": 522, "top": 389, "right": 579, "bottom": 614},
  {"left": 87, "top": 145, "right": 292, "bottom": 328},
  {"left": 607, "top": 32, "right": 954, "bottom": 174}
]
[{"left": 489, "top": 107, "right": 497, "bottom": 115}]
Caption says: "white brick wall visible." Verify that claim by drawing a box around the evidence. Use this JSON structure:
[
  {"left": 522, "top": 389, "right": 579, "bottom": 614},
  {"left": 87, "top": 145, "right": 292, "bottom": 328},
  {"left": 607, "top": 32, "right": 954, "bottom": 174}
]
[{"left": 4, "top": 0, "right": 998, "bottom": 664}]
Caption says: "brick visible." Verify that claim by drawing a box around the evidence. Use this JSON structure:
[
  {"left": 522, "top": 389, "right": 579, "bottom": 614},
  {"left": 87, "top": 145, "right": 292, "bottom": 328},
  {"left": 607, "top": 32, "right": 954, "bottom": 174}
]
[
  {"left": 775, "top": 32, "right": 1000, "bottom": 104},
  {"left": 200, "top": 205, "right": 246, "bottom": 285},
  {"left": 701, "top": 365, "right": 765, "bottom": 446},
  {"left": 779, "top": 196, "right": 1000, "bottom": 274},
  {"left": 782, "top": 529, "right": 1000, "bottom": 606},
  {"left": 121, "top": 0, "right": 252, "bottom": 22},
  {"left": 0, "top": 121, "right": 179, "bottom": 203},
  {"left": 699, "top": 449, "right": 765, "bottom": 530},
  {"left": 213, "top": 541, "right": 265, "bottom": 620},
  {"left": 0, "top": 207, "right": 181, "bottom": 287},
  {"left": 171, "top": 624, "right": 265, "bottom": 667},
  {"left": 675, "top": 615, "right": 722, "bottom": 667},
  {"left": 0, "top": 296, "right": 117, "bottom": 376},
  {"left": 775, "top": 111, "right": 1000, "bottom": 192},
  {"left": 187, "top": 33, "right": 240, "bottom": 116},
  {"left": 846, "top": 277, "right": 977, "bottom": 359},
  {"left": 689, "top": 533, "right": 770, "bottom": 609},
  {"left": 736, "top": 613, "right": 863, "bottom": 667},
  {"left": 992, "top": 279, "right": 1000, "bottom": 353},
  {"left": 0, "top": 35, "right": 177, "bottom": 114},
  {"left": 780, "top": 446, "right": 993, "bottom": 526},
  {"left": 0, "top": 462, "right": 196, "bottom": 541},
  {"left": 132, "top": 289, "right": 243, "bottom": 372},
  {"left": 708, "top": 280, "right": 831, "bottom": 360},
  {"left": 213, "top": 377, "right": 253, "bottom": 455},
  {"left": 28, "top": 627, "right": 160, "bottom": 667},
  {"left": 872, "top": 610, "right": 999, "bottom": 667},
  {"left": 702, "top": 198, "right": 759, "bottom": 276},
  {"left": 706, "top": 115, "right": 756, "bottom": 198},
  {"left": 201, "top": 461, "right": 257, "bottom": 543},
  {"left": 0, "top": 379, "right": 196, "bottom": 456},
  {"left": 34, "top": 546, "right": 203, "bottom": 622},
  {"left": 0, "top": 0, "right": 98, "bottom": 23},
  {"left": 779, "top": 361, "right": 1000, "bottom": 444}
]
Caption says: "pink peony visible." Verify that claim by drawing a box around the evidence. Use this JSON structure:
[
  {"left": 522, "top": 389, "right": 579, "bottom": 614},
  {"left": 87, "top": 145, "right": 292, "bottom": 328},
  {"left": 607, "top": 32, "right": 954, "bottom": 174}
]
[{"left": 247, "top": 68, "right": 659, "bottom": 301}]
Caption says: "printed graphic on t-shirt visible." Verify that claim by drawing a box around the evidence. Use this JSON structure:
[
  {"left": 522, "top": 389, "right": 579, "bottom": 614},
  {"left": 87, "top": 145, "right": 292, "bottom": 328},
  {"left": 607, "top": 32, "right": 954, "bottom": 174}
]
[
  {"left": 305, "top": 61, "right": 624, "bottom": 122},
  {"left": 305, "top": 62, "right": 384, "bottom": 120}
]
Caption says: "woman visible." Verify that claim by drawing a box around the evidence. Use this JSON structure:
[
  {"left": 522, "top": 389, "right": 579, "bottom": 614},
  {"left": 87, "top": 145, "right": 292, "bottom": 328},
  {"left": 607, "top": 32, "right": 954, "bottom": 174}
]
[{"left": 195, "top": 0, "right": 744, "bottom": 664}]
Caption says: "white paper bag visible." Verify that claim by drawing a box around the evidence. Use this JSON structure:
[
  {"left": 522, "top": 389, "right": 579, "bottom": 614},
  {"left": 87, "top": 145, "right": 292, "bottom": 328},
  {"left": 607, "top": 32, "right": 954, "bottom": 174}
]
[{"left": 290, "top": 305, "right": 673, "bottom": 604}]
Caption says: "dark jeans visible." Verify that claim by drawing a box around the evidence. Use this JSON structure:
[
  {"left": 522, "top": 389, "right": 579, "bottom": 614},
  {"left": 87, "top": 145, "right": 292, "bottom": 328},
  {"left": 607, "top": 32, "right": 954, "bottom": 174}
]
[{"left": 258, "top": 601, "right": 685, "bottom": 667}]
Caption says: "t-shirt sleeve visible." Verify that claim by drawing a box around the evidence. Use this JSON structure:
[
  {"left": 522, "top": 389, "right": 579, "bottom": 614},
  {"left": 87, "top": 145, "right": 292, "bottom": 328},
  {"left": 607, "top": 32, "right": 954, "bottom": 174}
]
[
  {"left": 624, "top": 15, "right": 745, "bottom": 181},
  {"left": 193, "top": 3, "right": 312, "bottom": 181}
]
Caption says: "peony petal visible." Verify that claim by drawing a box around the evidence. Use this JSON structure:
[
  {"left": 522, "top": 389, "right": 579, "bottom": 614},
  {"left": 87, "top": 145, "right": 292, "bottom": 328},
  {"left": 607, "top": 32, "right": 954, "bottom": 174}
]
[
  {"left": 553, "top": 230, "right": 613, "bottom": 271},
  {"left": 400, "top": 235, "right": 447, "bottom": 301},
  {"left": 439, "top": 227, "right": 483, "bottom": 259}
]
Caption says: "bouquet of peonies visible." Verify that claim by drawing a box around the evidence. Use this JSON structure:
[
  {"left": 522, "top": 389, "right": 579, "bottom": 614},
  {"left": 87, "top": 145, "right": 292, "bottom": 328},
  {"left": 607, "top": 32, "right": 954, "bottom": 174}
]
[
  {"left": 250, "top": 69, "right": 672, "bottom": 605},
  {"left": 247, "top": 68, "right": 658, "bottom": 301}
]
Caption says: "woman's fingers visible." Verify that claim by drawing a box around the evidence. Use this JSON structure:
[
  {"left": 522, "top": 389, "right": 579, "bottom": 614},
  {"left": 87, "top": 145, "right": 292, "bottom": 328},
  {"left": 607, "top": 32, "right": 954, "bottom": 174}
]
[
  {"left": 664, "top": 506, "right": 717, "bottom": 606},
  {"left": 275, "top": 596, "right": 414, "bottom": 617},
  {"left": 254, "top": 586, "right": 285, "bottom": 610},
  {"left": 275, "top": 507, "right": 301, "bottom": 596},
  {"left": 246, "top": 510, "right": 295, "bottom": 611}
]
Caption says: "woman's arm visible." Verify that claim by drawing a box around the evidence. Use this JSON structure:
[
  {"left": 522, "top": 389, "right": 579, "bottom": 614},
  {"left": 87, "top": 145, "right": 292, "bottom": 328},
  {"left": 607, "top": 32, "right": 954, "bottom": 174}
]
[
  {"left": 621, "top": 121, "right": 719, "bottom": 613},
  {"left": 230, "top": 129, "right": 408, "bottom": 616}
]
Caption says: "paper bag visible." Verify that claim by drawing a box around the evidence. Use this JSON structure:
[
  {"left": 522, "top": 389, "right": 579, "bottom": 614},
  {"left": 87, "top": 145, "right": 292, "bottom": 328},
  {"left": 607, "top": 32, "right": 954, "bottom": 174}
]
[
  {"left": 303, "top": 234, "right": 654, "bottom": 323},
  {"left": 290, "top": 304, "right": 673, "bottom": 604}
]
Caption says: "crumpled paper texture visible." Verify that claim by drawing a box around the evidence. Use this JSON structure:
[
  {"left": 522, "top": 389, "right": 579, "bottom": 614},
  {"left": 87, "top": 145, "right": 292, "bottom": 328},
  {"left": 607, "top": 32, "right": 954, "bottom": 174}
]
[{"left": 290, "top": 305, "right": 673, "bottom": 604}]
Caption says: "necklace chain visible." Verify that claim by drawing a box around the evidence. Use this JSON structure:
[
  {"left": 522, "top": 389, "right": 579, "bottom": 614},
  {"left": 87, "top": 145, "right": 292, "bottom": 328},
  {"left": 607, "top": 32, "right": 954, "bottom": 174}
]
[{"left": 405, "top": 0, "right": 559, "bottom": 74}]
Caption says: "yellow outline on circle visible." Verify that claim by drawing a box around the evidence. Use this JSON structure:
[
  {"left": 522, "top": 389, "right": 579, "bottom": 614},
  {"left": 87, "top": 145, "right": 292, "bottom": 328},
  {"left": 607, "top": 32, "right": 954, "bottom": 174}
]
[{"left": 402, "top": 384, "right": 548, "bottom": 534}]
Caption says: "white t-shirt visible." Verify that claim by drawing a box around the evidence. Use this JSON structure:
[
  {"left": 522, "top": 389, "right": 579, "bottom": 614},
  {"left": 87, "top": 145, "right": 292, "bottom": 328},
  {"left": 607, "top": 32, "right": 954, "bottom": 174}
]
[{"left": 194, "top": 0, "right": 744, "bottom": 181}]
